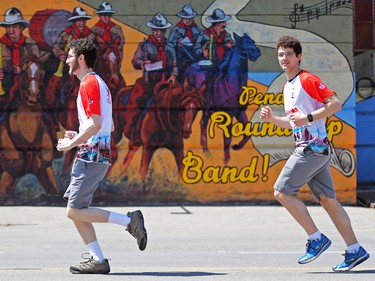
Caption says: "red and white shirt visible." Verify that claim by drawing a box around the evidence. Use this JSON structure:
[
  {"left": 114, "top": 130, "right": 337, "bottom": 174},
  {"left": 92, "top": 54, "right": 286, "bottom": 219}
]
[
  {"left": 283, "top": 70, "right": 334, "bottom": 155},
  {"left": 76, "top": 72, "right": 112, "bottom": 164}
]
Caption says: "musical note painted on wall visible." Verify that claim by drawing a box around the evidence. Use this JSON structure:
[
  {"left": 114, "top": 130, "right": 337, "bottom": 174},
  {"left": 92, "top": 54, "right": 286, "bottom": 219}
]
[{"left": 288, "top": 0, "right": 352, "bottom": 28}]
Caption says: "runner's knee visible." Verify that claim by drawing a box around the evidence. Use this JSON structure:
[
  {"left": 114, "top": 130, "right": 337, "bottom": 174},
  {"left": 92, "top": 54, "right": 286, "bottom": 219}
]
[
  {"left": 67, "top": 207, "right": 80, "bottom": 221},
  {"left": 319, "top": 195, "right": 337, "bottom": 211}
]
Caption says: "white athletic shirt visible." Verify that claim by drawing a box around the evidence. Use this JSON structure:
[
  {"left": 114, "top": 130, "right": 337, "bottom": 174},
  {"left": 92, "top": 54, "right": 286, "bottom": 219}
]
[
  {"left": 283, "top": 70, "right": 334, "bottom": 156},
  {"left": 76, "top": 72, "right": 112, "bottom": 164}
]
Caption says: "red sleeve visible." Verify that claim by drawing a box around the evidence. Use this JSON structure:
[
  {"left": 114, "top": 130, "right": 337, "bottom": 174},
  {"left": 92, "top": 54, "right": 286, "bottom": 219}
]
[
  {"left": 299, "top": 71, "right": 334, "bottom": 103},
  {"left": 79, "top": 74, "right": 101, "bottom": 118}
]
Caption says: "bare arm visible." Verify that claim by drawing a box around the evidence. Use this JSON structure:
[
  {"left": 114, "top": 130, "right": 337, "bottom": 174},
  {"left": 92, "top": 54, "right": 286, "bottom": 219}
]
[
  {"left": 56, "top": 114, "right": 102, "bottom": 151},
  {"left": 310, "top": 94, "right": 342, "bottom": 120},
  {"left": 289, "top": 95, "right": 342, "bottom": 127},
  {"left": 260, "top": 106, "right": 293, "bottom": 129}
]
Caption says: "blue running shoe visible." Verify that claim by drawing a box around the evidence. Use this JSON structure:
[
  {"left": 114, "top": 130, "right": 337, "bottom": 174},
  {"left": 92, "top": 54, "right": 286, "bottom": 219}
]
[
  {"left": 332, "top": 246, "right": 370, "bottom": 272},
  {"left": 298, "top": 234, "right": 332, "bottom": 264}
]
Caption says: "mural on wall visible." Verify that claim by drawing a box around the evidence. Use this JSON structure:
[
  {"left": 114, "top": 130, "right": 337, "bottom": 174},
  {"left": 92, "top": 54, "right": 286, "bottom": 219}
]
[{"left": 0, "top": 0, "right": 356, "bottom": 205}]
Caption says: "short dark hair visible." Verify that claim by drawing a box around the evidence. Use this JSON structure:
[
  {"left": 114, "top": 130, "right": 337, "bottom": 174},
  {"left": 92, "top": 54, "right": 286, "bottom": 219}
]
[
  {"left": 69, "top": 38, "right": 97, "bottom": 68},
  {"left": 276, "top": 35, "right": 302, "bottom": 56}
]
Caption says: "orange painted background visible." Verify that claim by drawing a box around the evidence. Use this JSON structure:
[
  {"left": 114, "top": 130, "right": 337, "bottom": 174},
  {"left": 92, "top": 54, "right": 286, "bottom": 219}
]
[{"left": 0, "top": 0, "right": 357, "bottom": 204}]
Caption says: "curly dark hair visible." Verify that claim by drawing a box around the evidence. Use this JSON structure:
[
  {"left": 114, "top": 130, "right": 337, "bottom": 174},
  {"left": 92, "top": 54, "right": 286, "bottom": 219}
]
[
  {"left": 275, "top": 35, "right": 302, "bottom": 56},
  {"left": 68, "top": 38, "right": 97, "bottom": 68}
]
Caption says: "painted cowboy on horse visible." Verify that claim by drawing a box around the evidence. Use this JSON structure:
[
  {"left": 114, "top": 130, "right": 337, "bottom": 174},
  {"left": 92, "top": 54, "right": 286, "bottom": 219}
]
[
  {"left": 168, "top": 4, "right": 205, "bottom": 84},
  {"left": 91, "top": 1, "right": 125, "bottom": 70},
  {"left": 0, "top": 7, "right": 40, "bottom": 120},
  {"left": 126, "top": 12, "right": 178, "bottom": 145}
]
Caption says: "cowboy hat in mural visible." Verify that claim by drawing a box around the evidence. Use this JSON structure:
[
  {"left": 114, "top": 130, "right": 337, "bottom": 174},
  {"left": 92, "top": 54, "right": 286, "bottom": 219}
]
[
  {"left": 205, "top": 8, "right": 232, "bottom": 23},
  {"left": 176, "top": 4, "right": 198, "bottom": 19},
  {"left": 146, "top": 12, "right": 172, "bottom": 29},
  {"left": 67, "top": 7, "right": 92, "bottom": 22},
  {"left": 0, "top": 7, "right": 30, "bottom": 27},
  {"left": 95, "top": 1, "right": 117, "bottom": 15}
]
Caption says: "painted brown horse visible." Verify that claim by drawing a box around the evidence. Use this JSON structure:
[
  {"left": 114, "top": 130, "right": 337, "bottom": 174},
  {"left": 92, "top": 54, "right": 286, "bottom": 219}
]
[
  {"left": 0, "top": 56, "right": 59, "bottom": 196},
  {"left": 95, "top": 41, "right": 126, "bottom": 93},
  {"left": 117, "top": 78, "right": 203, "bottom": 180}
]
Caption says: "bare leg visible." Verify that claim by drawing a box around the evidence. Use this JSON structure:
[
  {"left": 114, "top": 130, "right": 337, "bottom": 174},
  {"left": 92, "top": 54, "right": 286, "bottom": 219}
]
[
  {"left": 274, "top": 190, "right": 318, "bottom": 235},
  {"left": 67, "top": 207, "right": 110, "bottom": 244},
  {"left": 320, "top": 195, "right": 358, "bottom": 246},
  {"left": 73, "top": 221, "right": 97, "bottom": 245}
]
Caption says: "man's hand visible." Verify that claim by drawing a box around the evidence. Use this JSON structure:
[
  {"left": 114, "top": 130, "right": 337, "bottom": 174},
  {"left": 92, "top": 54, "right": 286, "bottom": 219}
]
[
  {"left": 202, "top": 46, "right": 209, "bottom": 58},
  {"left": 288, "top": 113, "right": 309, "bottom": 127},
  {"left": 226, "top": 41, "right": 234, "bottom": 48},
  {"left": 13, "top": 65, "right": 22, "bottom": 74},
  {"left": 177, "top": 38, "right": 183, "bottom": 47},
  {"left": 140, "top": 61, "right": 151, "bottom": 71},
  {"left": 56, "top": 137, "right": 73, "bottom": 151},
  {"left": 56, "top": 130, "right": 77, "bottom": 151},
  {"left": 260, "top": 106, "right": 274, "bottom": 121},
  {"left": 59, "top": 52, "right": 67, "bottom": 62}
]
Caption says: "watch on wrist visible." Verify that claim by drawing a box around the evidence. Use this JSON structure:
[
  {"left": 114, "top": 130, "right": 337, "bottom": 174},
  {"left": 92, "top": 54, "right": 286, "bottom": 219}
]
[{"left": 307, "top": 114, "right": 313, "bottom": 122}]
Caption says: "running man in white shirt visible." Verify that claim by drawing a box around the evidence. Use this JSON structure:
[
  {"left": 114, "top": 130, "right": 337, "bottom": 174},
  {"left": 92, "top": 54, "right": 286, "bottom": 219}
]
[
  {"left": 56, "top": 38, "right": 147, "bottom": 274},
  {"left": 260, "top": 35, "right": 369, "bottom": 272}
]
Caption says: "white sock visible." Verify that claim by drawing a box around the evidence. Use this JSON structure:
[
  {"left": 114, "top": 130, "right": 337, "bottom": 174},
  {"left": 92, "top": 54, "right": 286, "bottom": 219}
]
[
  {"left": 308, "top": 230, "right": 322, "bottom": 241},
  {"left": 87, "top": 240, "right": 105, "bottom": 263},
  {"left": 347, "top": 243, "right": 361, "bottom": 253},
  {"left": 108, "top": 211, "right": 131, "bottom": 227}
]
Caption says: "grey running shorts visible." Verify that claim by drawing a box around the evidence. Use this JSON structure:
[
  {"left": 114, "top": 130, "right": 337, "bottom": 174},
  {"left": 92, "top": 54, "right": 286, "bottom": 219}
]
[
  {"left": 274, "top": 146, "right": 336, "bottom": 200},
  {"left": 63, "top": 159, "right": 109, "bottom": 209}
]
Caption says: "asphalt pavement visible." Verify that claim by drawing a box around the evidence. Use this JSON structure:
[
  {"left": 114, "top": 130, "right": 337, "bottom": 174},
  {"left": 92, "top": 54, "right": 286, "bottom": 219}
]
[{"left": 1, "top": 205, "right": 375, "bottom": 280}]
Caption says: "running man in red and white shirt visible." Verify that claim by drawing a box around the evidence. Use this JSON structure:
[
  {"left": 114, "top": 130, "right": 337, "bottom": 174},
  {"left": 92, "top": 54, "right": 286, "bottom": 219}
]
[
  {"left": 260, "top": 35, "right": 369, "bottom": 272},
  {"left": 56, "top": 38, "right": 147, "bottom": 275},
  {"left": 283, "top": 69, "right": 333, "bottom": 155},
  {"left": 74, "top": 67, "right": 112, "bottom": 164}
]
